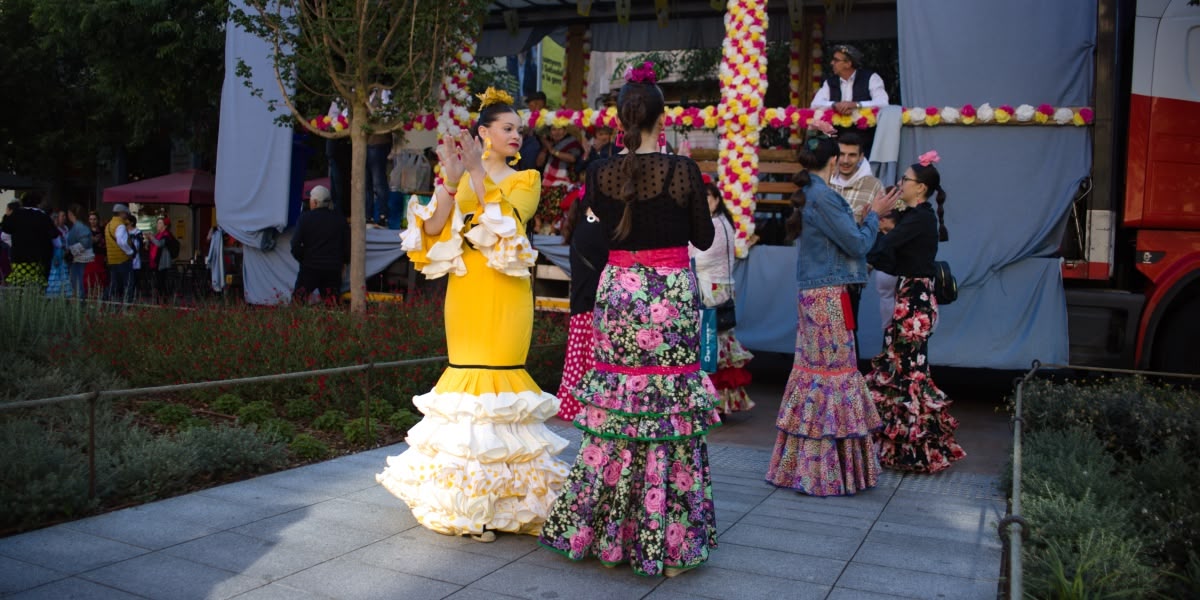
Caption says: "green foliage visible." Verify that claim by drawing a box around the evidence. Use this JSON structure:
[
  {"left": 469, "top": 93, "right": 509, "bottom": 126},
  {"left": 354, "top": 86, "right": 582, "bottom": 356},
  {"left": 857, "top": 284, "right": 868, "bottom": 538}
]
[
  {"left": 387, "top": 408, "right": 421, "bottom": 435},
  {"left": 289, "top": 434, "right": 330, "bottom": 461},
  {"left": 179, "top": 425, "right": 288, "bottom": 478},
  {"left": 153, "top": 403, "right": 194, "bottom": 427},
  {"left": 358, "top": 397, "right": 394, "bottom": 420},
  {"left": 1014, "top": 377, "right": 1200, "bottom": 598},
  {"left": 211, "top": 393, "right": 245, "bottom": 415},
  {"left": 342, "top": 417, "right": 379, "bottom": 445},
  {"left": 230, "top": 0, "right": 492, "bottom": 133},
  {"left": 0, "top": 288, "right": 118, "bottom": 402},
  {"left": 312, "top": 410, "right": 348, "bottom": 432},
  {"left": 237, "top": 401, "right": 276, "bottom": 426},
  {"left": 261, "top": 418, "right": 296, "bottom": 443},
  {"left": 1013, "top": 376, "right": 1200, "bottom": 462},
  {"left": 1029, "top": 531, "right": 1160, "bottom": 600},
  {"left": 0, "top": 419, "right": 96, "bottom": 530},
  {"left": 284, "top": 398, "right": 318, "bottom": 421},
  {"left": 0, "top": 0, "right": 225, "bottom": 181},
  {"left": 0, "top": 403, "right": 285, "bottom": 532},
  {"left": 140, "top": 400, "right": 166, "bottom": 414},
  {"left": 1020, "top": 428, "right": 1131, "bottom": 506}
]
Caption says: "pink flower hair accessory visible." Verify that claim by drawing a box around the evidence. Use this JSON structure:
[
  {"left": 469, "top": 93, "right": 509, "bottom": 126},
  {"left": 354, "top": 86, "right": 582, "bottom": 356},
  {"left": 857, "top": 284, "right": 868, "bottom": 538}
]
[
  {"left": 918, "top": 150, "right": 940, "bottom": 167},
  {"left": 625, "top": 61, "right": 657, "bottom": 85}
]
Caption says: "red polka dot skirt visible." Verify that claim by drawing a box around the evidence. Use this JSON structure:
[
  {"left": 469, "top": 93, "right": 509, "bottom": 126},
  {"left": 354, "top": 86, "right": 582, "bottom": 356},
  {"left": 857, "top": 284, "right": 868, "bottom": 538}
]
[{"left": 556, "top": 311, "right": 594, "bottom": 421}]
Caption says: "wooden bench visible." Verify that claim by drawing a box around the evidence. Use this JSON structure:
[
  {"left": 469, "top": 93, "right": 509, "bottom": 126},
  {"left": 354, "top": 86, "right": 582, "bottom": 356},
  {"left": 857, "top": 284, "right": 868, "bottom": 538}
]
[
  {"left": 533, "top": 258, "right": 571, "bottom": 313},
  {"left": 691, "top": 148, "right": 801, "bottom": 208}
]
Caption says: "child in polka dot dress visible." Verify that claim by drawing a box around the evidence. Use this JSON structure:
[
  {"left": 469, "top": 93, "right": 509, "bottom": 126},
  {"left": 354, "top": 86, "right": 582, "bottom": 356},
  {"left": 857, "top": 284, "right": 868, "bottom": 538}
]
[{"left": 556, "top": 186, "right": 608, "bottom": 421}]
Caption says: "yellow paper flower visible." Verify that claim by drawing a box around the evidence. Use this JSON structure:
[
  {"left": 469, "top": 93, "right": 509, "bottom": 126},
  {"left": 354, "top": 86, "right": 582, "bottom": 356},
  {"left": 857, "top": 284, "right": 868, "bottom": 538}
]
[
  {"left": 924, "top": 113, "right": 941, "bottom": 126},
  {"left": 996, "top": 109, "right": 1011, "bottom": 123},
  {"left": 901, "top": 111, "right": 912, "bottom": 125},
  {"left": 476, "top": 87, "right": 514, "bottom": 108},
  {"left": 962, "top": 115, "right": 976, "bottom": 125},
  {"left": 1034, "top": 112, "right": 1049, "bottom": 124}
]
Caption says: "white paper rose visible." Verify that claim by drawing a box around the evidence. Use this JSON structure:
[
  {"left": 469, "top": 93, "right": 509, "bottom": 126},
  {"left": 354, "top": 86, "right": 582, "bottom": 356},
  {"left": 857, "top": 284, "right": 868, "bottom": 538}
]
[
  {"left": 1053, "top": 107, "right": 1074, "bottom": 124},
  {"left": 940, "top": 106, "right": 961, "bottom": 124},
  {"left": 1015, "top": 104, "right": 1036, "bottom": 122},
  {"left": 977, "top": 103, "right": 995, "bottom": 123}
]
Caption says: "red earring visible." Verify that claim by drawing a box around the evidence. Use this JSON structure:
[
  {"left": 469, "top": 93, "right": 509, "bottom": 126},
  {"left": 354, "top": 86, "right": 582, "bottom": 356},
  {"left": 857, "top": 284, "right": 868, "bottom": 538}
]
[
  {"left": 615, "top": 130, "right": 624, "bottom": 148},
  {"left": 658, "top": 131, "right": 667, "bottom": 151}
]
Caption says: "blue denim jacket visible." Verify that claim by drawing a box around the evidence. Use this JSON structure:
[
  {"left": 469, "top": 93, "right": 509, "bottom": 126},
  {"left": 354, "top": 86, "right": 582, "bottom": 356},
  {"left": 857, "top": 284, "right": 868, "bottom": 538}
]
[{"left": 794, "top": 175, "right": 879, "bottom": 290}]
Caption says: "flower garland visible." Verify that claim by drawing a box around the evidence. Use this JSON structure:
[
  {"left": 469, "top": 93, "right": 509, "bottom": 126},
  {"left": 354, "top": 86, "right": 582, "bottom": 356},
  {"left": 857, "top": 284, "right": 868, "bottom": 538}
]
[
  {"left": 716, "top": 0, "right": 768, "bottom": 258},
  {"left": 429, "top": 103, "right": 1092, "bottom": 132},
  {"left": 900, "top": 103, "right": 1094, "bottom": 127},
  {"left": 309, "top": 112, "right": 349, "bottom": 133}
]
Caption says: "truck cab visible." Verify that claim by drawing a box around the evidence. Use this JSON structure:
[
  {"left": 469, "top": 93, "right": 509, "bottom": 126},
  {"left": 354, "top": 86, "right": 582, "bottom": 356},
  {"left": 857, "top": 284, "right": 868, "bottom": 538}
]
[{"left": 1066, "top": 0, "right": 1200, "bottom": 374}]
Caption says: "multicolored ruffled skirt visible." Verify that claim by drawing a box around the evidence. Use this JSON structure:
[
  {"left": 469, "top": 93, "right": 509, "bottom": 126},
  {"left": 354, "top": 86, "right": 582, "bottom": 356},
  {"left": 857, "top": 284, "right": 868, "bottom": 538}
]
[
  {"left": 705, "top": 284, "right": 755, "bottom": 414},
  {"left": 766, "top": 286, "right": 882, "bottom": 496},
  {"left": 539, "top": 246, "right": 721, "bottom": 576},
  {"left": 866, "top": 277, "right": 966, "bottom": 473}
]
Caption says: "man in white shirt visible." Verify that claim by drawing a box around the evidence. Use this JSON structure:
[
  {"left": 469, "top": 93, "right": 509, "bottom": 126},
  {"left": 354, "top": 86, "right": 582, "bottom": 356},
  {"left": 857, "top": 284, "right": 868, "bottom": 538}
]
[{"left": 811, "top": 44, "right": 889, "bottom": 156}]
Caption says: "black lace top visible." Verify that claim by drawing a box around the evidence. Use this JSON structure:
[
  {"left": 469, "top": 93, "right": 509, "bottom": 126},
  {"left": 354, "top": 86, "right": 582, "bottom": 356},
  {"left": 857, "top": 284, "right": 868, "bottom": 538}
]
[{"left": 584, "top": 153, "right": 714, "bottom": 252}]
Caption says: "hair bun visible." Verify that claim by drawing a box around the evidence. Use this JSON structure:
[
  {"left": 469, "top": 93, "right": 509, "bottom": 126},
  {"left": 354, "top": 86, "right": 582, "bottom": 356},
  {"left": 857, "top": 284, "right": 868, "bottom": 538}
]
[{"left": 477, "top": 87, "right": 514, "bottom": 109}]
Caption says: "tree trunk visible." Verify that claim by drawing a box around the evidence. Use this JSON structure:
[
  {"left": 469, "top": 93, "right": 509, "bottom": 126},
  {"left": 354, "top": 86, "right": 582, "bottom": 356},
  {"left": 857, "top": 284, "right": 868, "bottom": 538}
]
[{"left": 348, "top": 106, "right": 368, "bottom": 314}]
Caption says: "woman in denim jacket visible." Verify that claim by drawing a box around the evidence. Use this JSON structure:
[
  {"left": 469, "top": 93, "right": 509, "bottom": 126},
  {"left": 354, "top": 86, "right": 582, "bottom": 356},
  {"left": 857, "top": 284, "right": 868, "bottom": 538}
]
[{"left": 765, "top": 135, "right": 896, "bottom": 497}]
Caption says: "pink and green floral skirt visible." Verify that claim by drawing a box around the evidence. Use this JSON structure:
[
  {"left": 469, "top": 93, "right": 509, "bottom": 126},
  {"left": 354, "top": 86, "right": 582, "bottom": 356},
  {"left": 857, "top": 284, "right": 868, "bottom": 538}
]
[
  {"left": 866, "top": 277, "right": 966, "bottom": 473},
  {"left": 539, "top": 247, "right": 721, "bottom": 576},
  {"left": 766, "top": 285, "right": 883, "bottom": 496}
]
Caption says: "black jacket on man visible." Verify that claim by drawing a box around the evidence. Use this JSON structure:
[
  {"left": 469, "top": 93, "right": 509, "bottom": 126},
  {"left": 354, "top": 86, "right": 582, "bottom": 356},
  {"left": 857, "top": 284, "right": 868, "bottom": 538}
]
[
  {"left": 1, "top": 207, "right": 58, "bottom": 267},
  {"left": 290, "top": 207, "right": 348, "bottom": 271}
]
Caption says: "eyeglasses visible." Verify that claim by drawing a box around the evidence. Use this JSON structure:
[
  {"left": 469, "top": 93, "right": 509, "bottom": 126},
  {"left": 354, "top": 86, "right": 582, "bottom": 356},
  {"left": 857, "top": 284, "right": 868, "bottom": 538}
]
[{"left": 899, "top": 176, "right": 920, "bottom": 185}]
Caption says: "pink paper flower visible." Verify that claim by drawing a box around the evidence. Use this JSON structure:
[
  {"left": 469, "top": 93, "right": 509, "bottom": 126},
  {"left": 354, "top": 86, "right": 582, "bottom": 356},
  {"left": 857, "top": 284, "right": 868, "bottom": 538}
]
[
  {"left": 918, "top": 150, "right": 940, "bottom": 166},
  {"left": 625, "top": 61, "right": 657, "bottom": 84}
]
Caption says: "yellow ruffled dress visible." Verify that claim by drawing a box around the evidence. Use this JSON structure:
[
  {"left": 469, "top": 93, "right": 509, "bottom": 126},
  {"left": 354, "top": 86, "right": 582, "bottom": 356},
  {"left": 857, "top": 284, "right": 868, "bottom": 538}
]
[{"left": 377, "top": 170, "right": 569, "bottom": 536}]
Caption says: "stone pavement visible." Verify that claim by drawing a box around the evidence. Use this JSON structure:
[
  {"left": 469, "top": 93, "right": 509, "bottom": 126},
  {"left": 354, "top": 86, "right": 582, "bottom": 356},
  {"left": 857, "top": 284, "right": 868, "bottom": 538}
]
[{"left": 0, "top": 377, "right": 1010, "bottom": 600}]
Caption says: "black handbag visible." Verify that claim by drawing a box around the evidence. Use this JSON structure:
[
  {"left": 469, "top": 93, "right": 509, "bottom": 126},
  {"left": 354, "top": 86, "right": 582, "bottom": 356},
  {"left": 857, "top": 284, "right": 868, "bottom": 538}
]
[
  {"left": 715, "top": 298, "right": 737, "bottom": 331},
  {"left": 933, "top": 260, "right": 958, "bottom": 305}
]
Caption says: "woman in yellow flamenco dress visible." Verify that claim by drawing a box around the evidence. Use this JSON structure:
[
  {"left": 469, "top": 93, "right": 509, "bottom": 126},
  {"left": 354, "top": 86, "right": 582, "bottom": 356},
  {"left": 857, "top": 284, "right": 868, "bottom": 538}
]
[{"left": 377, "top": 89, "right": 569, "bottom": 541}]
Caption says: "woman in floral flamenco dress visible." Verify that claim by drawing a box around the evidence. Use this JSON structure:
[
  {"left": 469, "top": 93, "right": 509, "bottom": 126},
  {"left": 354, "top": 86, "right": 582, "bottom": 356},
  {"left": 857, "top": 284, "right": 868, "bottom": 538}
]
[
  {"left": 765, "top": 135, "right": 892, "bottom": 496},
  {"left": 555, "top": 188, "right": 609, "bottom": 422},
  {"left": 865, "top": 151, "right": 967, "bottom": 473},
  {"left": 377, "top": 89, "right": 569, "bottom": 541},
  {"left": 538, "top": 63, "right": 720, "bottom": 578},
  {"left": 691, "top": 178, "right": 754, "bottom": 414}
]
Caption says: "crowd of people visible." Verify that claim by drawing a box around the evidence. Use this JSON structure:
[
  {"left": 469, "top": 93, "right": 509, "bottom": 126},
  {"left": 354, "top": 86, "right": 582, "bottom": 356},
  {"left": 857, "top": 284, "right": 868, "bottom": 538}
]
[
  {"left": 0, "top": 197, "right": 182, "bottom": 302},
  {"left": 379, "top": 49, "right": 964, "bottom": 579}
]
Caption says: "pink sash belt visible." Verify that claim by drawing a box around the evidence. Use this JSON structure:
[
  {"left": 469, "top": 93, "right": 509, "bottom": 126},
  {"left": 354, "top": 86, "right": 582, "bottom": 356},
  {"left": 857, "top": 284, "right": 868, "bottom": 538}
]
[{"left": 607, "top": 247, "right": 690, "bottom": 269}]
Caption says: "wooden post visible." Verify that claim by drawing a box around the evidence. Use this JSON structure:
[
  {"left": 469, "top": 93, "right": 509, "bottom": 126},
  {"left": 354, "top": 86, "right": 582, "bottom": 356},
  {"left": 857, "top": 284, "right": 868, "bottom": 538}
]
[{"left": 563, "top": 25, "right": 587, "bottom": 110}]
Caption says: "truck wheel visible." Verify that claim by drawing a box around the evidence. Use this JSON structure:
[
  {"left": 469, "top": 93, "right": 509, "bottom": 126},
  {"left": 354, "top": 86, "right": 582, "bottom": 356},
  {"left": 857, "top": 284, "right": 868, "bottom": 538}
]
[{"left": 1151, "top": 292, "right": 1200, "bottom": 375}]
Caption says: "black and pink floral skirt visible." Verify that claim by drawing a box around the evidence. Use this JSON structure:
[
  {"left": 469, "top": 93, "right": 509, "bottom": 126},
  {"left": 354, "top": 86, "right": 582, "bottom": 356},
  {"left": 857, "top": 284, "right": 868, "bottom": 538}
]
[
  {"left": 865, "top": 276, "right": 966, "bottom": 473},
  {"left": 539, "top": 246, "right": 721, "bottom": 576}
]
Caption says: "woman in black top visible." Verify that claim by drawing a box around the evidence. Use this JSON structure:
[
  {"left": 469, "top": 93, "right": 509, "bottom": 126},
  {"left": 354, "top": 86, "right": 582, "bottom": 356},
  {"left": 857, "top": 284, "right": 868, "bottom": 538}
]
[
  {"left": 865, "top": 154, "right": 966, "bottom": 474},
  {"left": 539, "top": 63, "right": 720, "bottom": 578}
]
